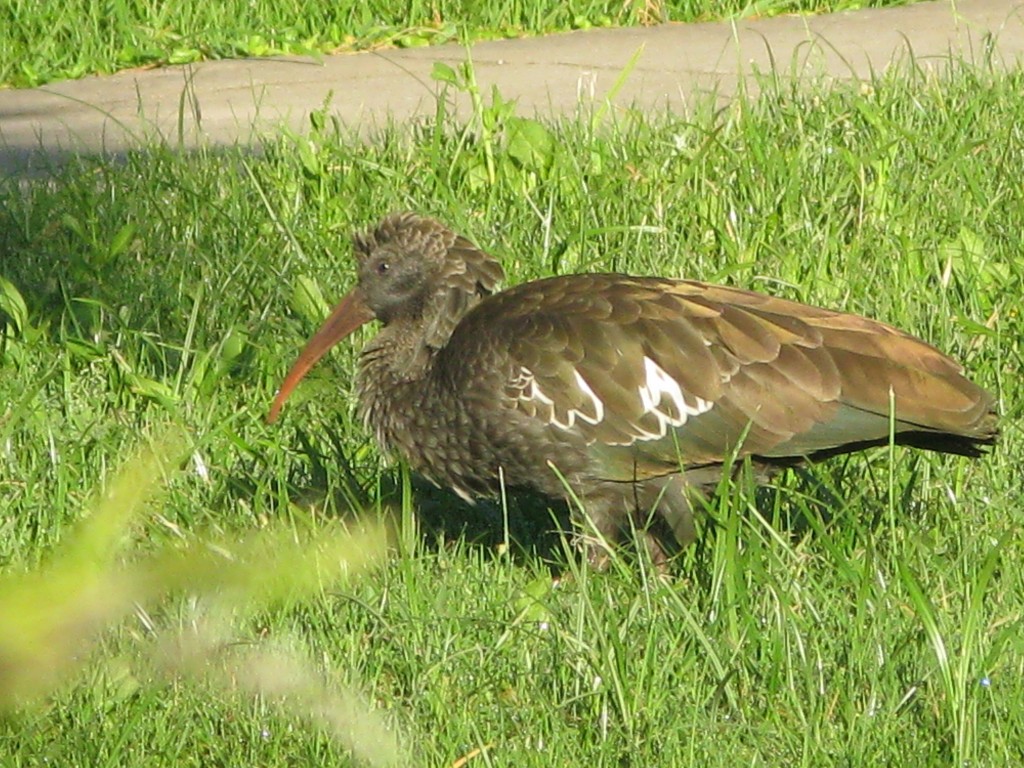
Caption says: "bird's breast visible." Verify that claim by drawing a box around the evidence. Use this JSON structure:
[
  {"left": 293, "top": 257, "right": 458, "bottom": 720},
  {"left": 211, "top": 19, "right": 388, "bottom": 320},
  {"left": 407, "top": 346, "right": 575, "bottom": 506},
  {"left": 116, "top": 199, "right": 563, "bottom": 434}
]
[
  {"left": 357, "top": 358, "right": 591, "bottom": 501},
  {"left": 356, "top": 365, "right": 497, "bottom": 497}
]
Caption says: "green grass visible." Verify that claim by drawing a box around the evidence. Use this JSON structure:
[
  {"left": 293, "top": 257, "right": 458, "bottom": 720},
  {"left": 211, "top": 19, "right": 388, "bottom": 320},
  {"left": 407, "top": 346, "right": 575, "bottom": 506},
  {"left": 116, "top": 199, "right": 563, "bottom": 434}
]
[
  {"left": 0, "top": 0, "right": 913, "bottom": 88},
  {"left": 1, "top": 57, "right": 1022, "bottom": 765}
]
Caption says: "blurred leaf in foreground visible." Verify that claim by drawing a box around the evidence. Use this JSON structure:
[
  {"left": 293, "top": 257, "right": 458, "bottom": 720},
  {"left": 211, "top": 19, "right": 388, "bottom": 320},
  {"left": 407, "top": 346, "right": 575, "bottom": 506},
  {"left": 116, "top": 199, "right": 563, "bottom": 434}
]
[
  {"left": 0, "top": 427, "right": 188, "bottom": 705},
  {"left": 0, "top": 426, "right": 399, "bottom": 764}
]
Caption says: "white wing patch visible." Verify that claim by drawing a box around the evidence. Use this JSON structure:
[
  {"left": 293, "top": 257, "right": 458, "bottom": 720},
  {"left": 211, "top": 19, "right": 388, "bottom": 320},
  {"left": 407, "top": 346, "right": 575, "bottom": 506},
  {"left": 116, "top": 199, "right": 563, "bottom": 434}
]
[
  {"left": 515, "top": 359, "right": 711, "bottom": 442},
  {"left": 636, "top": 355, "right": 713, "bottom": 439},
  {"left": 571, "top": 369, "right": 605, "bottom": 425},
  {"left": 517, "top": 366, "right": 605, "bottom": 431}
]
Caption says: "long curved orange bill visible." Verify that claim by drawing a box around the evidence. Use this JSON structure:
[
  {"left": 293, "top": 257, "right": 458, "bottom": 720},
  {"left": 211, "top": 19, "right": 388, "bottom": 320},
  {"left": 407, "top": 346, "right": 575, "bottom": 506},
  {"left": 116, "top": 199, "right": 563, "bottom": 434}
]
[{"left": 267, "top": 289, "right": 374, "bottom": 424}]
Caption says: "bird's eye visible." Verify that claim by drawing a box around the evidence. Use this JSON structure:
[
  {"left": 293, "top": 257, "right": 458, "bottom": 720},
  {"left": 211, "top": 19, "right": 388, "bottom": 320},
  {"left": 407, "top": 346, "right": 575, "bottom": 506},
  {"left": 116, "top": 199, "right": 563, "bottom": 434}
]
[{"left": 376, "top": 261, "right": 390, "bottom": 276}]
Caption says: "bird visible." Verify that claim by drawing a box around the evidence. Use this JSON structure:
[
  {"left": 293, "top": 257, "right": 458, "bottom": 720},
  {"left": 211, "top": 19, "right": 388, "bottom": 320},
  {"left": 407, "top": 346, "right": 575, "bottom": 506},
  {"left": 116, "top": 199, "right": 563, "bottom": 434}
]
[{"left": 268, "top": 212, "right": 997, "bottom": 568}]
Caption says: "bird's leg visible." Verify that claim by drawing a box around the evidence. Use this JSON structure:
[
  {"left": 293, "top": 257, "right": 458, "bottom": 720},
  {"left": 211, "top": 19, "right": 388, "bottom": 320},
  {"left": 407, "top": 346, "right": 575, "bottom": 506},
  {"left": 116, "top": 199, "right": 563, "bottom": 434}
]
[
  {"left": 636, "top": 514, "right": 674, "bottom": 572},
  {"left": 570, "top": 502, "right": 621, "bottom": 572},
  {"left": 567, "top": 482, "right": 636, "bottom": 571},
  {"left": 630, "top": 477, "right": 695, "bottom": 573},
  {"left": 571, "top": 478, "right": 698, "bottom": 572},
  {"left": 651, "top": 474, "right": 699, "bottom": 548}
]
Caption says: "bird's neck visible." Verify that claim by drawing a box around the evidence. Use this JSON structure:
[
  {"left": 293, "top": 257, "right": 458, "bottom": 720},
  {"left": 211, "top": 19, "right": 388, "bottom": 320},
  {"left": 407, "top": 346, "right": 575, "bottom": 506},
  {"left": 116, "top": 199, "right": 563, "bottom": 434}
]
[
  {"left": 355, "top": 322, "right": 444, "bottom": 454},
  {"left": 361, "top": 283, "right": 486, "bottom": 384},
  {"left": 356, "top": 288, "right": 486, "bottom": 447},
  {"left": 359, "top": 321, "right": 437, "bottom": 386}
]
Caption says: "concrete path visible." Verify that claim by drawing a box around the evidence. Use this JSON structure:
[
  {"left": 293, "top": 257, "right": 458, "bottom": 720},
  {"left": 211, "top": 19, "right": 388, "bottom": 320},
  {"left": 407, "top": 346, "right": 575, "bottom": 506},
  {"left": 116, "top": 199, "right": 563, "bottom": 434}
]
[{"left": 1, "top": 0, "right": 1022, "bottom": 175}]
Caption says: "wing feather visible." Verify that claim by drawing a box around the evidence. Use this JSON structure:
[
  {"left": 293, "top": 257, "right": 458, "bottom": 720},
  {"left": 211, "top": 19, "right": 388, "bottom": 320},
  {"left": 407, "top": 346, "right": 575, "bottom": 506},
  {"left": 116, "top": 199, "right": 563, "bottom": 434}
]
[{"left": 446, "top": 274, "right": 995, "bottom": 470}]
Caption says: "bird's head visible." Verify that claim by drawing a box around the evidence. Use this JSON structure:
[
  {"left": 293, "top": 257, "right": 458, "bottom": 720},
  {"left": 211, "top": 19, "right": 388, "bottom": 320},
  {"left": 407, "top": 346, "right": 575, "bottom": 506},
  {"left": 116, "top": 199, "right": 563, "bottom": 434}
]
[
  {"left": 353, "top": 211, "right": 502, "bottom": 325},
  {"left": 267, "top": 212, "right": 504, "bottom": 423}
]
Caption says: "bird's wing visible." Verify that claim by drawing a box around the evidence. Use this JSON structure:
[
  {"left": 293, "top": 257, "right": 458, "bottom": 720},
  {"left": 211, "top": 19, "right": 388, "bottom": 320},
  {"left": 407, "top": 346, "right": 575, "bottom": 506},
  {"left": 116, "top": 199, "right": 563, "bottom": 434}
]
[{"left": 449, "top": 274, "right": 994, "bottom": 479}]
